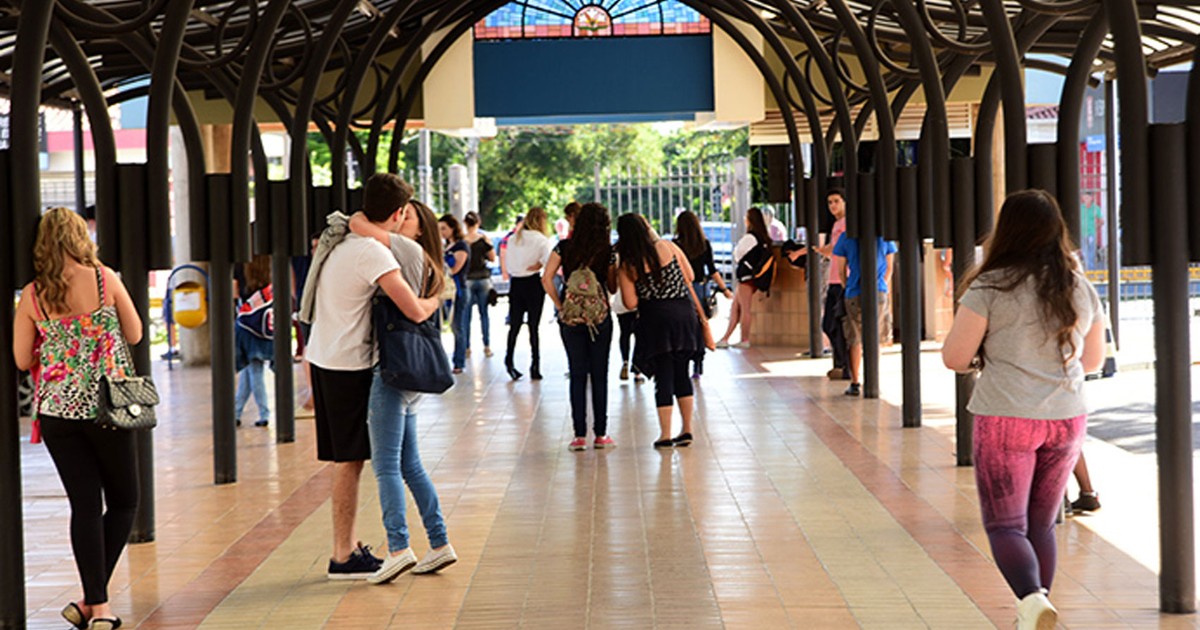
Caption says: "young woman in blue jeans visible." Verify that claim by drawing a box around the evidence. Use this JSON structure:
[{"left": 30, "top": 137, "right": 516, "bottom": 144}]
[
  {"left": 943, "top": 190, "right": 1106, "bottom": 630},
  {"left": 349, "top": 200, "right": 458, "bottom": 583},
  {"left": 461, "top": 212, "right": 495, "bottom": 358}
]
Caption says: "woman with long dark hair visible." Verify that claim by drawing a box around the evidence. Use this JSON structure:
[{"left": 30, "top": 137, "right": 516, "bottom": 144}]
[
  {"left": 543, "top": 203, "right": 617, "bottom": 450},
  {"left": 503, "top": 207, "right": 552, "bottom": 380},
  {"left": 716, "top": 207, "right": 770, "bottom": 348},
  {"left": 674, "top": 210, "right": 732, "bottom": 377},
  {"left": 942, "top": 190, "right": 1105, "bottom": 630},
  {"left": 440, "top": 214, "right": 470, "bottom": 374},
  {"left": 616, "top": 213, "right": 707, "bottom": 449},
  {"left": 13, "top": 208, "right": 143, "bottom": 630}
]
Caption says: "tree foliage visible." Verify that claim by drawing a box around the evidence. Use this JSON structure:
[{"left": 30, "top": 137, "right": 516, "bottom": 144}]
[{"left": 307, "top": 123, "right": 748, "bottom": 231}]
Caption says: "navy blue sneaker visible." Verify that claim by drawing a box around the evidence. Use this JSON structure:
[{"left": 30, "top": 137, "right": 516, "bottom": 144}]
[{"left": 327, "top": 542, "right": 383, "bottom": 580}]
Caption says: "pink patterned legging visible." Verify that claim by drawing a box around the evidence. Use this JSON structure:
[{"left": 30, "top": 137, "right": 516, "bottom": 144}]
[{"left": 973, "top": 414, "right": 1087, "bottom": 598}]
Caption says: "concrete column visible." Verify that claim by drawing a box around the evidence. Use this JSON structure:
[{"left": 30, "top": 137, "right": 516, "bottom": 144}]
[
  {"left": 172, "top": 126, "right": 212, "bottom": 366},
  {"left": 448, "top": 164, "right": 468, "bottom": 219},
  {"left": 418, "top": 129, "right": 432, "bottom": 205},
  {"left": 732, "top": 156, "right": 750, "bottom": 245}
]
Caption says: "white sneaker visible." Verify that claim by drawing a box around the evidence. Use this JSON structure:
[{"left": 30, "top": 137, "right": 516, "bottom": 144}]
[
  {"left": 715, "top": 340, "right": 729, "bottom": 349},
  {"left": 368, "top": 548, "right": 417, "bottom": 584},
  {"left": 1016, "top": 590, "right": 1058, "bottom": 630},
  {"left": 411, "top": 544, "right": 458, "bottom": 575},
  {"left": 734, "top": 340, "right": 751, "bottom": 349}
]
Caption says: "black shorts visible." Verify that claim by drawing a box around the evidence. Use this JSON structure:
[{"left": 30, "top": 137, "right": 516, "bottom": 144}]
[{"left": 311, "top": 364, "right": 373, "bottom": 462}]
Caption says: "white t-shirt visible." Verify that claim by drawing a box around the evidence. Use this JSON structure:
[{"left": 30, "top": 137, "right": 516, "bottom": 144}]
[
  {"left": 505, "top": 230, "right": 553, "bottom": 278},
  {"left": 307, "top": 235, "right": 401, "bottom": 370}
]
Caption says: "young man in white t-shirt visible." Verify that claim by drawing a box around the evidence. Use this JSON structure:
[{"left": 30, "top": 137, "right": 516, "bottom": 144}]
[{"left": 306, "top": 173, "right": 440, "bottom": 579}]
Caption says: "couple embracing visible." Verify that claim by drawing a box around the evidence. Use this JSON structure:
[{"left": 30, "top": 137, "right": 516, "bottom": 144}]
[{"left": 302, "top": 173, "right": 456, "bottom": 584}]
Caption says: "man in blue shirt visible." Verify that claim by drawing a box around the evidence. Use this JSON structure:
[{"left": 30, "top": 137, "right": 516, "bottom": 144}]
[{"left": 833, "top": 234, "right": 896, "bottom": 396}]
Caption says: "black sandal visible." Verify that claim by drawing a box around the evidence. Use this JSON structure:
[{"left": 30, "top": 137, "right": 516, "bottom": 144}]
[
  {"left": 61, "top": 603, "right": 87, "bottom": 630},
  {"left": 653, "top": 438, "right": 674, "bottom": 449},
  {"left": 672, "top": 433, "right": 694, "bottom": 447}
]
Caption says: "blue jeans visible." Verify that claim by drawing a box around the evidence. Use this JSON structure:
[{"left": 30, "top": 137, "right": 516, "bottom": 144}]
[
  {"left": 367, "top": 372, "right": 448, "bottom": 552},
  {"left": 463, "top": 278, "right": 492, "bottom": 350},
  {"left": 235, "top": 360, "right": 270, "bottom": 423},
  {"left": 451, "top": 288, "right": 469, "bottom": 369}
]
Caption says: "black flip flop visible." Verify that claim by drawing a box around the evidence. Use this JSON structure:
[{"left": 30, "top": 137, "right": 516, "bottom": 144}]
[{"left": 88, "top": 618, "right": 122, "bottom": 630}]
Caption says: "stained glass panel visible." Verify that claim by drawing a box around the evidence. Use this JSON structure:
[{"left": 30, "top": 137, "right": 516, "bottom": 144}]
[{"left": 475, "top": 0, "right": 709, "bottom": 40}]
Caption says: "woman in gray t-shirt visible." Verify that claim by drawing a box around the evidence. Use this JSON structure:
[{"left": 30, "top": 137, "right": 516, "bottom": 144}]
[{"left": 942, "top": 190, "right": 1106, "bottom": 630}]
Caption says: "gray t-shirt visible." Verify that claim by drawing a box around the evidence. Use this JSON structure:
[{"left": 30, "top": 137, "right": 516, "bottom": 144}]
[
  {"left": 388, "top": 233, "right": 427, "bottom": 296},
  {"left": 960, "top": 269, "right": 1103, "bottom": 419}
]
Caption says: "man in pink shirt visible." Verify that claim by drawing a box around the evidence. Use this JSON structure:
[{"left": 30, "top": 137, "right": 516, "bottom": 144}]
[{"left": 809, "top": 188, "right": 849, "bottom": 380}]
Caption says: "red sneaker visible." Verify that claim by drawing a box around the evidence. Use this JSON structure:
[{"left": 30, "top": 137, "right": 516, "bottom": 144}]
[
  {"left": 593, "top": 436, "right": 616, "bottom": 449},
  {"left": 568, "top": 438, "right": 588, "bottom": 451}
]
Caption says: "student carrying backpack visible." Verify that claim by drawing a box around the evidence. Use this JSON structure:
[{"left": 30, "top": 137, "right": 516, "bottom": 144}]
[
  {"left": 560, "top": 266, "right": 609, "bottom": 336},
  {"left": 735, "top": 237, "right": 776, "bottom": 295}
]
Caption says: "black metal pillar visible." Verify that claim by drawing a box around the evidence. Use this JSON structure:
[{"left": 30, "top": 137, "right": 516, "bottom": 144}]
[
  {"left": 898, "top": 166, "right": 921, "bottom": 427},
  {"left": 805, "top": 178, "right": 822, "bottom": 358},
  {"left": 0, "top": 150, "right": 26, "bottom": 629},
  {"left": 270, "top": 181, "right": 295, "bottom": 443},
  {"left": 116, "top": 164, "right": 156, "bottom": 542},
  {"left": 951, "top": 157, "right": 976, "bottom": 466},
  {"left": 73, "top": 102, "right": 86, "bottom": 214},
  {"left": 208, "top": 175, "right": 238, "bottom": 484},
  {"left": 858, "top": 174, "right": 880, "bottom": 399},
  {"left": 1104, "top": 79, "right": 1120, "bottom": 344},
  {"left": 1148, "top": 124, "right": 1196, "bottom": 614}
]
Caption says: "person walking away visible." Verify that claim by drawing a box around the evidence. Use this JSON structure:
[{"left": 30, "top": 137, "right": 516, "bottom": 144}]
[
  {"left": 543, "top": 203, "right": 617, "bottom": 450},
  {"left": 234, "top": 254, "right": 275, "bottom": 427},
  {"left": 942, "top": 189, "right": 1105, "bottom": 630},
  {"left": 833, "top": 228, "right": 896, "bottom": 396},
  {"left": 503, "top": 207, "right": 552, "bottom": 380},
  {"left": 498, "top": 214, "right": 524, "bottom": 282},
  {"left": 349, "top": 200, "right": 458, "bottom": 583},
  {"left": 462, "top": 212, "right": 495, "bottom": 358},
  {"left": 612, "top": 281, "right": 644, "bottom": 383},
  {"left": 301, "top": 173, "right": 441, "bottom": 580},
  {"left": 616, "top": 213, "right": 707, "bottom": 449},
  {"left": 674, "top": 210, "right": 732, "bottom": 377},
  {"left": 441, "top": 214, "right": 470, "bottom": 374},
  {"left": 716, "top": 207, "right": 771, "bottom": 348},
  {"left": 12, "top": 208, "right": 143, "bottom": 630}
]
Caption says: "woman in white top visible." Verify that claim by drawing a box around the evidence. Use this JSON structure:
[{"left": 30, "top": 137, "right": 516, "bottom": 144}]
[
  {"left": 716, "top": 207, "right": 770, "bottom": 348},
  {"left": 503, "top": 206, "right": 553, "bottom": 380},
  {"left": 942, "top": 190, "right": 1105, "bottom": 630}
]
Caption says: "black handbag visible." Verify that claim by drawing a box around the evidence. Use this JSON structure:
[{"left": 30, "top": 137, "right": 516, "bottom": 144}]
[
  {"left": 96, "top": 374, "right": 160, "bottom": 431},
  {"left": 373, "top": 295, "right": 455, "bottom": 394}
]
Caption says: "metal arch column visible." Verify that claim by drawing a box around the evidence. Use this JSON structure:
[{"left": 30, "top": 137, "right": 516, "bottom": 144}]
[
  {"left": 289, "top": 0, "right": 360, "bottom": 254},
  {"left": 1056, "top": 9, "right": 1108, "bottom": 248},
  {"left": 145, "top": 0, "right": 193, "bottom": 269},
  {"left": 3, "top": 3, "right": 55, "bottom": 622},
  {"left": 826, "top": 0, "right": 898, "bottom": 400},
  {"left": 979, "top": 0, "right": 1029, "bottom": 192}
]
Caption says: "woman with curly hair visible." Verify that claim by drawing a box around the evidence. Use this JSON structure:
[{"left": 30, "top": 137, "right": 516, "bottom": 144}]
[{"left": 12, "top": 207, "right": 143, "bottom": 630}]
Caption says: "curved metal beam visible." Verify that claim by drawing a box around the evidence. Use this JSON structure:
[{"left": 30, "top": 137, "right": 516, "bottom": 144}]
[
  {"left": 979, "top": 0, "right": 1029, "bottom": 192},
  {"left": 146, "top": 0, "right": 195, "bottom": 269},
  {"left": 1056, "top": 8, "right": 1107, "bottom": 247}
]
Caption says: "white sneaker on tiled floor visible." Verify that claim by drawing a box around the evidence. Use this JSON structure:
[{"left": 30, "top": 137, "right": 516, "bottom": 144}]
[
  {"left": 412, "top": 544, "right": 458, "bottom": 575},
  {"left": 1016, "top": 590, "right": 1057, "bottom": 630},
  {"left": 368, "top": 548, "right": 417, "bottom": 584}
]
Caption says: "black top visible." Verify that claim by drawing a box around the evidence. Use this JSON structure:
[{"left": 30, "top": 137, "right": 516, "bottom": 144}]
[
  {"left": 554, "top": 238, "right": 614, "bottom": 292},
  {"left": 446, "top": 240, "right": 470, "bottom": 289},
  {"left": 466, "top": 237, "right": 493, "bottom": 280},
  {"left": 678, "top": 240, "right": 717, "bottom": 282},
  {"left": 635, "top": 257, "right": 690, "bottom": 301}
]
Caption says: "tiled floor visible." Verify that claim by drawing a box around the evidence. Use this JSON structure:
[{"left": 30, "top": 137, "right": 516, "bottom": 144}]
[{"left": 17, "top": 322, "right": 1200, "bottom": 628}]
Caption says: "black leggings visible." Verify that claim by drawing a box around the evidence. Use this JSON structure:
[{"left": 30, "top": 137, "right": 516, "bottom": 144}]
[
  {"left": 617, "top": 312, "right": 639, "bottom": 369},
  {"left": 506, "top": 276, "right": 546, "bottom": 370},
  {"left": 651, "top": 353, "right": 694, "bottom": 408},
  {"left": 40, "top": 415, "right": 139, "bottom": 605}
]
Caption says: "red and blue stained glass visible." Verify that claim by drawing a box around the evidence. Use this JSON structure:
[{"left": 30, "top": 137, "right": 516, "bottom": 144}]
[{"left": 474, "top": 1, "right": 710, "bottom": 40}]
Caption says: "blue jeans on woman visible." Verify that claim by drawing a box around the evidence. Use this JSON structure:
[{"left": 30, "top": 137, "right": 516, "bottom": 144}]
[
  {"left": 463, "top": 278, "right": 492, "bottom": 351},
  {"left": 367, "top": 372, "right": 448, "bottom": 553},
  {"left": 451, "top": 287, "right": 469, "bottom": 369},
  {"left": 235, "top": 360, "right": 270, "bottom": 424}
]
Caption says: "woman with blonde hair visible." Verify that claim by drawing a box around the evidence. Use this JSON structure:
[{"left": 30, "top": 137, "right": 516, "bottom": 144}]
[
  {"left": 503, "top": 206, "right": 553, "bottom": 380},
  {"left": 12, "top": 207, "right": 143, "bottom": 630},
  {"left": 942, "top": 190, "right": 1105, "bottom": 630}
]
